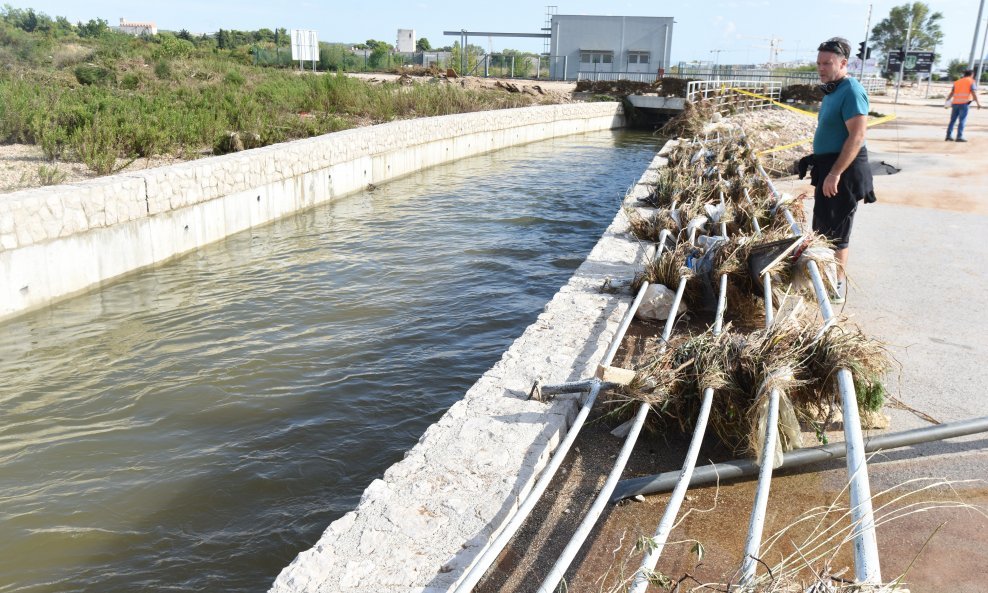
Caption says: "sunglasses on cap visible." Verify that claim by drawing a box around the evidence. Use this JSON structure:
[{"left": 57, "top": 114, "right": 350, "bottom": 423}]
[{"left": 818, "top": 41, "right": 847, "bottom": 57}]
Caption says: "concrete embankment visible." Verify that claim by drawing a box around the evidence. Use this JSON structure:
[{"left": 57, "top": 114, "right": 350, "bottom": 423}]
[
  {"left": 0, "top": 102, "right": 624, "bottom": 322},
  {"left": 269, "top": 147, "right": 664, "bottom": 592}
]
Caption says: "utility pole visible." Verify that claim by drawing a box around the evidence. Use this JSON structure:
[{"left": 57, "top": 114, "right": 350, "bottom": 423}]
[
  {"left": 710, "top": 49, "right": 724, "bottom": 80},
  {"left": 978, "top": 17, "right": 988, "bottom": 83},
  {"left": 971, "top": 0, "right": 986, "bottom": 69},
  {"left": 894, "top": 13, "right": 914, "bottom": 105},
  {"left": 860, "top": 4, "right": 873, "bottom": 79}
]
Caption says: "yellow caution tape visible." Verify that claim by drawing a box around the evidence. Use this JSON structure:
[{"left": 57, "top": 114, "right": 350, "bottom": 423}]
[
  {"left": 716, "top": 87, "right": 899, "bottom": 155},
  {"left": 727, "top": 87, "right": 818, "bottom": 118},
  {"left": 757, "top": 137, "right": 813, "bottom": 156}
]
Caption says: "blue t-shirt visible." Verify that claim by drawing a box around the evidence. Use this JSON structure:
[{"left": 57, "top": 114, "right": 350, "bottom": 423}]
[{"left": 813, "top": 77, "right": 869, "bottom": 154}]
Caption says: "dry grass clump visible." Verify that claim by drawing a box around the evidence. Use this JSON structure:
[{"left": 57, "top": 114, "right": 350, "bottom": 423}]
[
  {"left": 613, "top": 101, "right": 892, "bottom": 462},
  {"left": 661, "top": 99, "right": 719, "bottom": 139},
  {"left": 631, "top": 242, "right": 695, "bottom": 294},
  {"left": 610, "top": 311, "right": 892, "bottom": 460},
  {"left": 624, "top": 206, "right": 678, "bottom": 243}
]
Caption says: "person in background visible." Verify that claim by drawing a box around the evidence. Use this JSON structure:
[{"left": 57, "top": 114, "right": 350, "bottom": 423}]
[
  {"left": 805, "top": 36, "right": 876, "bottom": 304},
  {"left": 945, "top": 69, "right": 981, "bottom": 142}
]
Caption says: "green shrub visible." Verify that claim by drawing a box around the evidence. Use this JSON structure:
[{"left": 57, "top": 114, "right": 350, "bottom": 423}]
[
  {"left": 35, "top": 120, "right": 70, "bottom": 160},
  {"left": 223, "top": 68, "right": 245, "bottom": 85},
  {"left": 72, "top": 117, "right": 120, "bottom": 174},
  {"left": 74, "top": 63, "right": 115, "bottom": 86},
  {"left": 153, "top": 59, "right": 172, "bottom": 80},
  {"left": 120, "top": 72, "right": 142, "bottom": 90},
  {"left": 37, "top": 164, "right": 67, "bottom": 185}
]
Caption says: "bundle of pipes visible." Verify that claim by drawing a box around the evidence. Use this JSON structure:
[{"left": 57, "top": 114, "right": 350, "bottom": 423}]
[{"left": 454, "top": 121, "right": 887, "bottom": 592}]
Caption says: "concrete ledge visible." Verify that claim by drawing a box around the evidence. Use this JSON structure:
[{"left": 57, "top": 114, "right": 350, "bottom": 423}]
[
  {"left": 0, "top": 102, "right": 624, "bottom": 322},
  {"left": 627, "top": 95, "right": 687, "bottom": 110},
  {"left": 269, "top": 152, "right": 666, "bottom": 593}
]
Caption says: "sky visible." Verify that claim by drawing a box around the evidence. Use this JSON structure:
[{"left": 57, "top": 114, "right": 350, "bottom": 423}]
[{"left": 12, "top": 0, "right": 987, "bottom": 67}]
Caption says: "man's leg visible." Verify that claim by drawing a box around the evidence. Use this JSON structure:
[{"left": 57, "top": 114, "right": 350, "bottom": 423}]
[
  {"left": 957, "top": 103, "right": 971, "bottom": 139},
  {"left": 835, "top": 247, "right": 849, "bottom": 280},
  {"left": 947, "top": 105, "right": 961, "bottom": 138}
]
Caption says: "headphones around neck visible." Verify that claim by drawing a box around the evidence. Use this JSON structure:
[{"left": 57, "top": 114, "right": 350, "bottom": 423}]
[{"left": 819, "top": 77, "right": 846, "bottom": 95}]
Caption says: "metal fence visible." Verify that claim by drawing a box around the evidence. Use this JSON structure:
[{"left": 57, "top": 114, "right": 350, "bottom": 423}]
[
  {"left": 856, "top": 77, "right": 887, "bottom": 95},
  {"left": 686, "top": 79, "right": 782, "bottom": 112},
  {"left": 675, "top": 68, "right": 887, "bottom": 96},
  {"left": 577, "top": 71, "right": 661, "bottom": 83},
  {"left": 465, "top": 53, "right": 543, "bottom": 79},
  {"left": 677, "top": 67, "right": 819, "bottom": 87}
]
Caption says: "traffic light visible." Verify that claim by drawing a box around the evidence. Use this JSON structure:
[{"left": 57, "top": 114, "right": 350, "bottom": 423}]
[
  {"left": 865, "top": 46, "right": 872, "bottom": 59},
  {"left": 856, "top": 41, "right": 866, "bottom": 60}
]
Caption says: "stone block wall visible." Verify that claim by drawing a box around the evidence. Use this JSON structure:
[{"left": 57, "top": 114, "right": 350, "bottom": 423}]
[{"left": 0, "top": 102, "right": 624, "bottom": 322}]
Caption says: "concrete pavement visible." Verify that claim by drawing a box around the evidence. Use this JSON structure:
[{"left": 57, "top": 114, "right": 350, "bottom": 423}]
[{"left": 773, "top": 95, "right": 988, "bottom": 589}]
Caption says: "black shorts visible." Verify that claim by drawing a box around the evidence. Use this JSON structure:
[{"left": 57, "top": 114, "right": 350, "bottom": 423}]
[{"left": 812, "top": 190, "right": 857, "bottom": 249}]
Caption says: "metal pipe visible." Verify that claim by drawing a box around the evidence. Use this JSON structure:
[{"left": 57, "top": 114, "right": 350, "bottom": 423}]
[
  {"left": 753, "top": 162, "right": 801, "bottom": 236},
  {"left": 629, "top": 387, "right": 715, "bottom": 593},
  {"left": 740, "top": 387, "right": 781, "bottom": 583},
  {"left": 538, "top": 275, "right": 689, "bottom": 593},
  {"left": 535, "top": 379, "right": 621, "bottom": 398},
  {"left": 755, "top": 137, "right": 878, "bottom": 583},
  {"left": 538, "top": 400, "right": 650, "bottom": 593},
  {"left": 837, "top": 368, "right": 881, "bottom": 583},
  {"left": 713, "top": 273, "right": 728, "bottom": 336},
  {"left": 805, "top": 260, "right": 835, "bottom": 322},
  {"left": 804, "top": 259, "right": 882, "bottom": 584},
  {"left": 782, "top": 208, "right": 801, "bottom": 236},
  {"left": 656, "top": 228, "right": 672, "bottom": 257},
  {"left": 630, "top": 211, "right": 731, "bottom": 589},
  {"left": 612, "top": 416, "right": 988, "bottom": 499},
  {"left": 452, "top": 381, "right": 604, "bottom": 593},
  {"left": 602, "top": 281, "right": 651, "bottom": 368},
  {"left": 454, "top": 278, "right": 652, "bottom": 592}
]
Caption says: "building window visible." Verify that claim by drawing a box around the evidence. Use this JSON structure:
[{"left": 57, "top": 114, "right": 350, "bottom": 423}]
[
  {"left": 580, "top": 51, "right": 614, "bottom": 65},
  {"left": 628, "top": 51, "right": 650, "bottom": 65}
]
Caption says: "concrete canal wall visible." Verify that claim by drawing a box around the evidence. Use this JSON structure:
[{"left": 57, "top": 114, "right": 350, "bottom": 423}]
[
  {"left": 269, "top": 151, "right": 665, "bottom": 592},
  {"left": 0, "top": 102, "right": 624, "bottom": 322}
]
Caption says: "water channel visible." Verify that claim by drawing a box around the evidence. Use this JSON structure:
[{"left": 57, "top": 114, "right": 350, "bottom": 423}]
[{"left": 0, "top": 129, "right": 660, "bottom": 593}]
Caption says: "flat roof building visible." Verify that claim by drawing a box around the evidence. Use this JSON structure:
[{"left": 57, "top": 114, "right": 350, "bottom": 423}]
[
  {"left": 118, "top": 18, "right": 157, "bottom": 36},
  {"left": 397, "top": 29, "right": 415, "bottom": 53},
  {"left": 549, "top": 14, "right": 674, "bottom": 81}
]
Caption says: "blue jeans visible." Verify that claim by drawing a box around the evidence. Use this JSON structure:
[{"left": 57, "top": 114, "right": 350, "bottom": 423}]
[{"left": 947, "top": 103, "right": 970, "bottom": 139}]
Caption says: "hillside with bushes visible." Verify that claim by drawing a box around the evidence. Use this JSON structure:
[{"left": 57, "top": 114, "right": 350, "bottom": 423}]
[{"left": 0, "top": 6, "right": 557, "bottom": 184}]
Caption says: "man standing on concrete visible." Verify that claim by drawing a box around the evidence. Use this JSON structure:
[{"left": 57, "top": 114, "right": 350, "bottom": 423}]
[
  {"left": 807, "top": 37, "right": 875, "bottom": 304},
  {"left": 945, "top": 69, "right": 981, "bottom": 142}
]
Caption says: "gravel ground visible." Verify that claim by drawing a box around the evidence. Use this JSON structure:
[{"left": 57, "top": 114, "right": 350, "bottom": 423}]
[{"left": 0, "top": 144, "right": 186, "bottom": 195}]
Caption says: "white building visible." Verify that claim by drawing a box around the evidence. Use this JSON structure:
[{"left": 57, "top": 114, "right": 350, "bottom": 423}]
[
  {"left": 118, "top": 18, "right": 157, "bottom": 36},
  {"left": 397, "top": 28, "right": 415, "bottom": 53},
  {"left": 548, "top": 14, "right": 674, "bottom": 81}
]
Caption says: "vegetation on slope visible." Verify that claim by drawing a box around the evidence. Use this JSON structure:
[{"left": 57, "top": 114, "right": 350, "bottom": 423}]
[{"left": 0, "top": 6, "right": 551, "bottom": 176}]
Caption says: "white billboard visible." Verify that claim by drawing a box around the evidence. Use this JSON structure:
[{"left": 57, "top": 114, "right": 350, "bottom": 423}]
[
  {"left": 290, "top": 29, "right": 318, "bottom": 62},
  {"left": 848, "top": 57, "right": 880, "bottom": 75}
]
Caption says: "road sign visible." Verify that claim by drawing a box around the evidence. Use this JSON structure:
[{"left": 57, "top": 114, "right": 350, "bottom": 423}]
[
  {"left": 290, "top": 29, "right": 318, "bottom": 62},
  {"left": 849, "top": 57, "right": 880, "bottom": 75},
  {"left": 886, "top": 50, "right": 934, "bottom": 73}
]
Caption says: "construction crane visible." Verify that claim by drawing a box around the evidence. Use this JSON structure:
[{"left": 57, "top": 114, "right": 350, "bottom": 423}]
[{"left": 741, "top": 34, "right": 784, "bottom": 67}]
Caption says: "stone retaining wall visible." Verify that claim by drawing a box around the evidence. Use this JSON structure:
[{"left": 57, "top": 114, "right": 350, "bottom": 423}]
[
  {"left": 269, "top": 150, "right": 665, "bottom": 592},
  {"left": 0, "top": 102, "right": 624, "bottom": 322}
]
